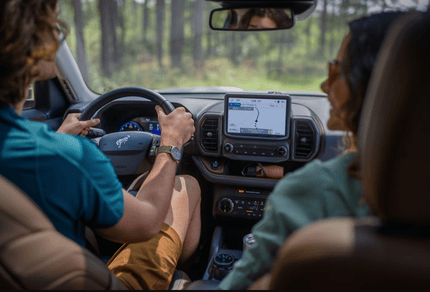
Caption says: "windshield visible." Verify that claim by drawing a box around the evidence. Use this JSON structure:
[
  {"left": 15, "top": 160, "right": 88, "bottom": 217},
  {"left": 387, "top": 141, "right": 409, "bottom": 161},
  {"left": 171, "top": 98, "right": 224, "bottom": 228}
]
[{"left": 58, "top": 0, "right": 427, "bottom": 94}]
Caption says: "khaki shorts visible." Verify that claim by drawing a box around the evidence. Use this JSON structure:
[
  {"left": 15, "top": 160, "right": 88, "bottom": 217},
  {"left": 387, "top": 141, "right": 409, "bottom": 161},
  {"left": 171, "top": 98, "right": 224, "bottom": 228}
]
[{"left": 107, "top": 223, "right": 183, "bottom": 290}]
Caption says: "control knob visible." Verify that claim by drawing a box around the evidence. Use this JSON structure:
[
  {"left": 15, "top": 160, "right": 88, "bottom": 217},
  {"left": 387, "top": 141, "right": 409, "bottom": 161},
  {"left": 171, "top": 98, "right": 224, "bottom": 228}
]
[
  {"left": 224, "top": 143, "right": 234, "bottom": 153},
  {"left": 277, "top": 146, "right": 288, "bottom": 157},
  {"left": 218, "top": 198, "right": 234, "bottom": 213}
]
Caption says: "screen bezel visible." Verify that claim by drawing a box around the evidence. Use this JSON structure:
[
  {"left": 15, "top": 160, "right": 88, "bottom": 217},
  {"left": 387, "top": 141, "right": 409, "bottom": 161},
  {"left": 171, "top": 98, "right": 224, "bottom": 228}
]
[{"left": 223, "top": 93, "right": 291, "bottom": 140}]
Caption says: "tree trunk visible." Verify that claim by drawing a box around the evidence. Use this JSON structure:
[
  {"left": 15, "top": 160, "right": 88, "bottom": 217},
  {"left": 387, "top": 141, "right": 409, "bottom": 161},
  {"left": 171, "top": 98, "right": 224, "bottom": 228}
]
[
  {"left": 132, "top": 0, "right": 138, "bottom": 27},
  {"left": 320, "top": 0, "right": 328, "bottom": 58},
  {"left": 277, "top": 31, "right": 284, "bottom": 69},
  {"left": 98, "top": 0, "right": 111, "bottom": 77},
  {"left": 142, "top": 0, "right": 150, "bottom": 44},
  {"left": 108, "top": 0, "right": 120, "bottom": 69},
  {"left": 230, "top": 32, "right": 238, "bottom": 65},
  {"left": 72, "top": 0, "right": 88, "bottom": 83},
  {"left": 305, "top": 15, "right": 312, "bottom": 55},
  {"left": 156, "top": 0, "right": 165, "bottom": 68},
  {"left": 117, "top": 0, "right": 125, "bottom": 67},
  {"left": 193, "top": 0, "right": 205, "bottom": 69},
  {"left": 206, "top": 28, "right": 212, "bottom": 57},
  {"left": 214, "top": 31, "right": 220, "bottom": 52},
  {"left": 170, "top": 0, "right": 184, "bottom": 69},
  {"left": 329, "top": 0, "right": 336, "bottom": 57}
]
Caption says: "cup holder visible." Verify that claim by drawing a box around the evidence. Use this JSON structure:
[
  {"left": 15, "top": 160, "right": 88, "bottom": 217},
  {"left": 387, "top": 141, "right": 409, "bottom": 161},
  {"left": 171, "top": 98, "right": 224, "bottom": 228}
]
[{"left": 211, "top": 253, "right": 236, "bottom": 280}]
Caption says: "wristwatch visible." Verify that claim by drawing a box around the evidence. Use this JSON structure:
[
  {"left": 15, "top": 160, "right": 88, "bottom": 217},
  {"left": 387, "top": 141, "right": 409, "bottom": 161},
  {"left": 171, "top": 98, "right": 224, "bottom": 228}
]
[{"left": 155, "top": 145, "right": 181, "bottom": 162}]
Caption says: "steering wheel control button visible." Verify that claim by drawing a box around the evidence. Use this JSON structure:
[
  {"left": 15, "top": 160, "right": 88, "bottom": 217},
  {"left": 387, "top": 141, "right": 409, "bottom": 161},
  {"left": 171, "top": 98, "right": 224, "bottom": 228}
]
[
  {"left": 90, "top": 139, "right": 99, "bottom": 146},
  {"left": 87, "top": 128, "right": 106, "bottom": 138},
  {"left": 149, "top": 137, "right": 161, "bottom": 157},
  {"left": 153, "top": 138, "right": 160, "bottom": 147},
  {"left": 218, "top": 198, "right": 234, "bottom": 213}
]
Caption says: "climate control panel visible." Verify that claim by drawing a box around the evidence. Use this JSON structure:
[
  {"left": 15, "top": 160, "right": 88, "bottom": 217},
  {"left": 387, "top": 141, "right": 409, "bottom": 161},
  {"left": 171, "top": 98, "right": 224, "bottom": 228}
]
[
  {"left": 216, "top": 196, "right": 266, "bottom": 220},
  {"left": 213, "top": 186, "right": 271, "bottom": 221}
]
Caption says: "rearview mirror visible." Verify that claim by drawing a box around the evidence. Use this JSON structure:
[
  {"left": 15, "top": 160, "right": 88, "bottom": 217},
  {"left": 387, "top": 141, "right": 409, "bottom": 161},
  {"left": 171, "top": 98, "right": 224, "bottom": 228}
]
[{"left": 210, "top": 7, "right": 295, "bottom": 31}]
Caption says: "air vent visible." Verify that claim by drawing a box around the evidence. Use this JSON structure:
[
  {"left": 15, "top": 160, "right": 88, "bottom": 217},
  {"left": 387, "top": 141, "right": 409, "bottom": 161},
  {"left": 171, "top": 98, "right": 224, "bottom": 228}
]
[
  {"left": 201, "top": 117, "right": 219, "bottom": 153},
  {"left": 294, "top": 121, "right": 315, "bottom": 159}
]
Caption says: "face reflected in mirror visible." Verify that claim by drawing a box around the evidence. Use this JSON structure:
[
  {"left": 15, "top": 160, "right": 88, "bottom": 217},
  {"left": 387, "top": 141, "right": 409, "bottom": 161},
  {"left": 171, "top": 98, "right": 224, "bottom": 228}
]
[
  {"left": 248, "top": 16, "right": 277, "bottom": 29},
  {"left": 211, "top": 7, "right": 294, "bottom": 31},
  {"left": 239, "top": 8, "right": 292, "bottom": 29}
]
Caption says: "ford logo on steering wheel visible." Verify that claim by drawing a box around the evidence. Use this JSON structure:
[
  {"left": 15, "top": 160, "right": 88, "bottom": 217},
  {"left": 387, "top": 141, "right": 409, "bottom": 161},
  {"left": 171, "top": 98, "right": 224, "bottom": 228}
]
[{"left": 116, "top": 135, "right": 130, "bottom": 149}]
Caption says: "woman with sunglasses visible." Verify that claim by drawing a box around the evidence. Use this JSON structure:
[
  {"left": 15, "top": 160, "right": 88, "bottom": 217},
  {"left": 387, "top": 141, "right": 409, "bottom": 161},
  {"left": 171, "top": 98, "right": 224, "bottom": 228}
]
[{"left": 219, "top": 11, "right": 410, "bottom": 290}]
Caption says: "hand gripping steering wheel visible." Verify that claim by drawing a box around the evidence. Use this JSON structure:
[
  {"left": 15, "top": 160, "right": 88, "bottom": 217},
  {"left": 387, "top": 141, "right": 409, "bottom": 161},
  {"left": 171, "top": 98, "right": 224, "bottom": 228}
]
[{"left": 79, "top": 87, "right": 176, "bottom": 176}]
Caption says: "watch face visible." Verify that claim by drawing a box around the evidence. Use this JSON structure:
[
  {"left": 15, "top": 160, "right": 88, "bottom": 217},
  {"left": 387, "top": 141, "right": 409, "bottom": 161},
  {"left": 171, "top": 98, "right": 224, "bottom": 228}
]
[{"left": 172, "top": 147, "right": 181, "bottom": 160}]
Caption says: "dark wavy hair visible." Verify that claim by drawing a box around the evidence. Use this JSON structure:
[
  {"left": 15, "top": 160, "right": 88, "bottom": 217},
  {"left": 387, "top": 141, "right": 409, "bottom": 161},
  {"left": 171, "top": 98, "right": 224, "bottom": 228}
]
[
  {"left": 339, "top": 11, "right": 409, "bottom": 179},
  {"left": 0, "top": 0, "right": 59, "bottom": 106},
  {"left": 239, "top": 8, "right": 291, "bottom": 29}
]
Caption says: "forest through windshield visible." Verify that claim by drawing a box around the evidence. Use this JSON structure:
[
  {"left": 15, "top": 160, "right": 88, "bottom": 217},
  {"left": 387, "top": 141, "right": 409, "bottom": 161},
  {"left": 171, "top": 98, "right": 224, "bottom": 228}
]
[{"left": 58, "top": 0, "right": 428, "bottom": 94}]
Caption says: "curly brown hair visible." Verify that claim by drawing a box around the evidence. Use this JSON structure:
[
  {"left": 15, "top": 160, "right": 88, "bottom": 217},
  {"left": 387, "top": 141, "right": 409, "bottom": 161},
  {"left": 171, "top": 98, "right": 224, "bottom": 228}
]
[{"left": 0, "top": 0, "right": 59, "bottom": 106}]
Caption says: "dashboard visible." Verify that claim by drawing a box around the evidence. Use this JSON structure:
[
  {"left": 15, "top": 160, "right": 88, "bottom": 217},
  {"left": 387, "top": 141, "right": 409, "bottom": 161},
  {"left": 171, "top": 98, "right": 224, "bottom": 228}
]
[{"left": 65, "top": 89, "right": 344, "bottom": 223}]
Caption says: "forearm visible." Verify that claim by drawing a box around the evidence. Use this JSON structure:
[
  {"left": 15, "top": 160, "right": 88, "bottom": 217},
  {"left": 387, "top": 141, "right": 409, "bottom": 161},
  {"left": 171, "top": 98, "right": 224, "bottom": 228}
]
[{"left": 134, "top": 152, "right": 177, "bottom": 224}]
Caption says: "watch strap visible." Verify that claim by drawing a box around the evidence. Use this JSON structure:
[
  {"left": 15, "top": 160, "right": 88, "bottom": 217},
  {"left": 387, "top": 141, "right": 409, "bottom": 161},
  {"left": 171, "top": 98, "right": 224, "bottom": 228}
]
[
  {"left": 155, "top": 145, "right": 180, "bottom": 162},
  {"left": 155, "top": 145, "right": 173, "bottom": 155}
]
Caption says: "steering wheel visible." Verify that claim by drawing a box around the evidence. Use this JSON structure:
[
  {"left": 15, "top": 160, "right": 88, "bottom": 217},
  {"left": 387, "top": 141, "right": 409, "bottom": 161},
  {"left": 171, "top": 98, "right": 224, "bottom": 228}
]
[{"left": 79, "top": 87, "right": 176, "bottom": 176}]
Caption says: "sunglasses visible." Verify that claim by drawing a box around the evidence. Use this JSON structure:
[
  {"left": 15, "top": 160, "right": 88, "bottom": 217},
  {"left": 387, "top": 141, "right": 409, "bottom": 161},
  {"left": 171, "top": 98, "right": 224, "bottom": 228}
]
[
  {"left": 328, "top": 59, "right": 344, "bottom": 87},
  {"left": 57, "top": 19, "right": 69, "bottom": 45}
]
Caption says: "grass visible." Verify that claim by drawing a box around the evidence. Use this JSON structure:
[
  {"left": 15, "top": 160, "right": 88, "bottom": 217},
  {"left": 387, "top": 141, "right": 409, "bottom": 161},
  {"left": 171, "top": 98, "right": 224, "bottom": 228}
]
[{"left": 85, "top": 55, "right": 327, "bottom": 94}]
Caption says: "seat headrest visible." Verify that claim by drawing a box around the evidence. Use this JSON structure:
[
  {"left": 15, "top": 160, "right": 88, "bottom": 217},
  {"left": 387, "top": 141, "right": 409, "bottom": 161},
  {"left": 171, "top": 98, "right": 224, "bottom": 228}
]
[
  {"left": 0, "top": 175, "right": 55, "bottom": 246},
  {"left": 359, "top": 12, "right": 430, "bottom": 223},
  {"left": 0, "top": 175, "right": 127, "bottom": 289},
  {"left": 270, "top": 217, "right": 430, "bottom": 290}
]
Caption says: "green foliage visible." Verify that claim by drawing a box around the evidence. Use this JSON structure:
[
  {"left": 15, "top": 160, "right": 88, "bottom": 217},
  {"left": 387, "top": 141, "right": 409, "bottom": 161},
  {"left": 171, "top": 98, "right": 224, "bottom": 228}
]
[{"left": 59, "top": 0, "right": 421, "bottom": 94}]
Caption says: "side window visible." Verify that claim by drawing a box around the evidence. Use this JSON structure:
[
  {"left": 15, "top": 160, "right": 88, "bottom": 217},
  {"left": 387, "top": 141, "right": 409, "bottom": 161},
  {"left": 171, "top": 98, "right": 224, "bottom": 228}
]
[
  {"left": 24, "top": 84, "right": 35, "bottom": 110},
  {"left": 21, "top": 79, "right": 70, "bottom": 131}
]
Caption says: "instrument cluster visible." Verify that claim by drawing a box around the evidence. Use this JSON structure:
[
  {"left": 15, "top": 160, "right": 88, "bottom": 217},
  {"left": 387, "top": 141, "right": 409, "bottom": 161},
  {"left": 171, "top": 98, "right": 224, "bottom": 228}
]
[{"left": 119, "top": 117, "right": 161, "bottom": 135}]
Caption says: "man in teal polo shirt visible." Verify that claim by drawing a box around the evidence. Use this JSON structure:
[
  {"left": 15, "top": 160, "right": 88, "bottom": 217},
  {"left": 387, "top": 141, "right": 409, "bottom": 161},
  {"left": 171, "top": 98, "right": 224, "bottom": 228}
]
[{"left": 0, "top": 1, "right": 200, "bottom": 289}]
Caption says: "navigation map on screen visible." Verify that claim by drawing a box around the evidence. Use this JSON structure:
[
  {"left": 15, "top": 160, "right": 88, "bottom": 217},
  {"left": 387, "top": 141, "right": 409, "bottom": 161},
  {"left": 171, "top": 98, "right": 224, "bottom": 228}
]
[{"left": 227, "top": 97, "right": 287, "bottom": 136}]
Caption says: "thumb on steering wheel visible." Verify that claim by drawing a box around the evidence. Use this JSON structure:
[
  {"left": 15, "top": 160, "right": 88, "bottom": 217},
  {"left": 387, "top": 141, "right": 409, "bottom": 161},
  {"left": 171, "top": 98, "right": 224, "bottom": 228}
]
[{"left": 155, "top": 105, "right": 167, "bottom": 118}]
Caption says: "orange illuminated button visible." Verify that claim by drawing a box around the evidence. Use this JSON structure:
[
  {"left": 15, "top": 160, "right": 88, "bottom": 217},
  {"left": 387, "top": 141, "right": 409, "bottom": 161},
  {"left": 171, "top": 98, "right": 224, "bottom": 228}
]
[{"left": 238, "top": 190, "right": 245, "bottom": 193}]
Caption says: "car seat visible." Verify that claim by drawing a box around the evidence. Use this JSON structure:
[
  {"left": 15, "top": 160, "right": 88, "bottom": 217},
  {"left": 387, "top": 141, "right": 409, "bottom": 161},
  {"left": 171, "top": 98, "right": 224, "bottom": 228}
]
[
  {"left": 0, "top": 174, "right": 189, "bottom": 289},
  {"left": 268, "top": 13, "right": 430, "bottom": 290}
]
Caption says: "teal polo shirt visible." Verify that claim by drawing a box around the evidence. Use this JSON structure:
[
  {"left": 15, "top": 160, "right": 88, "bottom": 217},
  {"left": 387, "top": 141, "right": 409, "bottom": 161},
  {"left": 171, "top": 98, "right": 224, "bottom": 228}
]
[{"left": 0, "top": 102, "right": 124, "bottom": 247}]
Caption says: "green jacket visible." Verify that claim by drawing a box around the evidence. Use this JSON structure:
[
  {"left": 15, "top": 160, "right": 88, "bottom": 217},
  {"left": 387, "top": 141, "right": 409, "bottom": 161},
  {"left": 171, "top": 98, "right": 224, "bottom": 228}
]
[{"left": 218, "top": 152, "right": 369, "bottom": 290}]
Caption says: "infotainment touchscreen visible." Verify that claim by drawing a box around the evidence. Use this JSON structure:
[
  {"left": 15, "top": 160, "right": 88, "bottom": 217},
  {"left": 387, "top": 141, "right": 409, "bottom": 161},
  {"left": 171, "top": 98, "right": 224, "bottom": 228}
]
[{"left": 225, "top": 94, "right": 290, "bottom": 138}]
